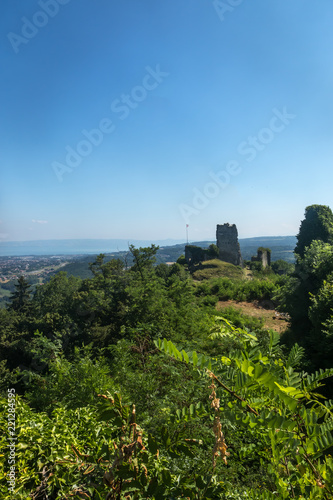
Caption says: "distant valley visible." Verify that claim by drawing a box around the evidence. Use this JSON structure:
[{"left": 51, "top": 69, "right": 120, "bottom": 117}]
[
  {"left": 0, "top": 236, "right": 297, "bottom": 306},
  {"left": 0, "top": 235, "right": 296, "bottom": 260}
]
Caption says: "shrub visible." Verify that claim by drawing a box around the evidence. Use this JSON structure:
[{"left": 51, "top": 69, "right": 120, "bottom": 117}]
[
  {"left": 216, "top": 306, "right": 264, "bottom": 332},
  {"left": 210, "top": 278, "right": 278, "bottom": 302}
]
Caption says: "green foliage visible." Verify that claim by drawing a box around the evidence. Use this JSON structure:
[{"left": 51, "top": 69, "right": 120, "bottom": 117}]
[
  {"left": 88, "top": 252, "right": 106, "bottom": 276},
  {"left": 281, "top": 238, "right": 333, "bottom": 371},
  {"left": 0, "top": 392, "right": 227, "bottom": 499},
  {"left": 176, "top": 253, "right": 187, "bottom": 265},
  {"left": 7, "top": 276, "right": 32, "bottom": 313},
  {"left": 156, "top": 320, "right": 333, "bottom": 499},
  {"left": 185, "top": 244, "right": 208, "bottom": 265},
  {"left": 154, "top": 262, "right": 170, "bottom": 280},
  {"left": 209, "top": 277, "right": 279, "bottom": 302},
  {"left": 33, "top": 272, "right": 81, "bottom": 315},
  {"left": 1, "top": 246, "right": 219, "bottom": 392},
  {"left": 32, "top": 271, "right": 82, "bottom": 346},
  {"left": 0, "top": 397, "right": 104, "bottom": 499},
  {"left": 3, "top": 241, "right": 333, "bottom": 498},
  {"left": 208, "top": 243, "right": 219, "bottom": 259},
  {"left": 216, "top": 306, "right": 264, "bottom": 334},
  {"left": 295, "top": 204, "right": 333, "bottom": 259},
  {"left": 22, "top": 336, "right": 115, "bottom": 412},
  {"left": 129, "top": 244, "right": 159, "bottom": 278},
  {"left": 192, "top": 259, "right": 244, "bottom": 280},
  {"left": 247, "top": 260, "right": 263, "bottom": 272},
  {"left": 257, "top": 247, "right": 271, "bottom": 254},
  {"left": 271, "top": 259, "right": 295, "bottom": 275}
]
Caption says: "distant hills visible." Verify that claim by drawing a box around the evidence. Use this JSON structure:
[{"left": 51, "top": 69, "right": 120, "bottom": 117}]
[
  {"left": 156, "top": 236, "right": 297, "bottom": 264},
  {"left": 50, "top": 235, "right": 297, "bottom": 280},
  {"left": 0, "top": 236, "right": 297, "bottom": 285},
  {"left": 239, "top": 235, "right": 297, "bottom": 262},
  {"left": 0, "top": 236, "right": 297, "bottom": 262}
]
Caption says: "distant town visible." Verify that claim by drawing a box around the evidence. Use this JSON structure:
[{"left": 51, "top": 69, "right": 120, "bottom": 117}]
[
  {"left": 0, "top": 235, "right": 297, "bottom": 308},
  {"left": 0, "top": 255, "right": 75, "bottom": 284}
]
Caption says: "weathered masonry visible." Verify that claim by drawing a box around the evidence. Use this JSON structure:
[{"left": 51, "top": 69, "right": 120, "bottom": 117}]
[
  {"left": 216, "top": 223, "right": 242, "bottom": 266},
  {"left": 251, "top": 248, "right": 271, "bottom": 268}
]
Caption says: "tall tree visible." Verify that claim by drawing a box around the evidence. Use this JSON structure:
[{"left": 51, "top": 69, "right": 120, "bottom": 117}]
[
  {"left": 282, "top": 238, "right": 333, "bottom": 372},
  {"left": 129, "top": 244, "right": 159, "bottom": 279},
  {"left": 295, "top": 204, "right": 333, "bottom": 259},
  {"left": 8, "top": 275, "right": 32, "bottom": 312}
]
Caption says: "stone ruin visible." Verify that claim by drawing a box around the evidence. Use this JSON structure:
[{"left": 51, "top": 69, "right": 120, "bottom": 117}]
[
  {"left": 184, "top": 245, "right": 208, "bottom": 265},
  {"left": 216, "top": 223, "right": 243, "bottom": 267},
  {"left": 184, "top": 223, "right": 243, "bottom": 266},
  {"left": 251, "top": 248, "right": 271, "bottom": 269}
]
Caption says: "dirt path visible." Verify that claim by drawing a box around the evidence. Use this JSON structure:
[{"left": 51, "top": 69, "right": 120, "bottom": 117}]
[
  {"left": 244, "top": 269, "right": 253, "bottom": 279},
  {"left": 217, "top": 299, "right": 289, "bottom": 334}
]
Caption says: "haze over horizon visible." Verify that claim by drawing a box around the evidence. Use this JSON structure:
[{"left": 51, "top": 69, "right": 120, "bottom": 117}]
[
  {"left": 0, "top": 235, "right": 297, "bottom": 257},
  {"left": 1, "top": 1, "right": 333, "bottom": 242}
]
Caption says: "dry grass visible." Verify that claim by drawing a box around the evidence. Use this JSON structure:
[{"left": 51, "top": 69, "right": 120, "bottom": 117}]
[
  {"left": 192, "top": 259, "right": 244, "bottom": 281},
  {"left": 217, "top": 299, "right": 290, "bottom": 334}
]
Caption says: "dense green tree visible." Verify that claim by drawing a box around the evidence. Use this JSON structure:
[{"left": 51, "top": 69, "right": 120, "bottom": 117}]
[
  {"left": 88, "top": 252, "right": 106, "bottom": 276},
  {"left": 129, "top": 244, "right": 159, "bottom": 278},
  {"left": 7, "top": 275, "right": 32, "bottom": 312},
  {"left": 176, "top": 253, "right": 187, "bottom": 265},
  {"left": 0, "top": 308, "right": 27, "bottom": 392},
  {"left": 307, "top": 272, "right": 333, "bottom": 369},
  {"left": 33, "top": 272, "right": 81, "bottom": 317},
  {"left": 30, "top": 272, "right": 82, "bottom": 353},
  {"left": 22, "top": 334, "right": 115, "bottom": 413},
  {"left": 281, "top": 206, "right": 333, "bottom": 355},
  {"left": 72, "top": 257, "right": 129, "bottom": 346},
  {"left": 154, "top": 262, "right": 170, "bottom": 280},
  {"left": 3, "top": 320, "right": 333, "bottom": 498},
  {"left": 281, "top": 239, "right": 333, "bottom": 372},
  {"left": 271, "top": 259, "right": 294, "bottom": 275},
  {"left": 295, "top": 204, "right": 333, "bottom": 259},
  {"left": 208, "top": 243, "right": 219, "bottom": 259},
  {"left": 185, "top": 245, "right": 207, "bottom": 266}
]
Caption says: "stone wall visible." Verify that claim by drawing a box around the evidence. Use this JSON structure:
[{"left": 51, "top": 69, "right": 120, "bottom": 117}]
[
  {"left": 185, "top": 245, "right": 208, "bottom": 265},
  {"left": 216, "top": 223, "right": 242, "bottom": 266},
  {"left": 185, "top": 244, "right": 218, "bottom": 265},
  {"left": 251, "top": 248, "right": 271, "bottom": 268}
]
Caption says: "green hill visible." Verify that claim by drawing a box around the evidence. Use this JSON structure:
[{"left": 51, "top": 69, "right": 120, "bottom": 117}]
[
  {"left": 41, "top": 236, "right": 296, "bottom": 281},
  {"left": 191, "top": 259, "right": 244, "bottom": 281}
]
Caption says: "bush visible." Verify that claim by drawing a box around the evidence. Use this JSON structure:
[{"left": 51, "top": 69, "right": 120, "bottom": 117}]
[
  {"left": 210, "top": 278, "right": 278, "bottom": 302},
  {"left": 208, "top": 243, "right": 219, "bottom": 259},
  {"left": 217, "top": 306, "right": 264, "bottom": 332},
  {"left": 176, "top": 254, "right": 187, "bottom": 265},
  {"left": 22, "top": 337, "right": 116, "bottom": 412},
  {"left": 271, "top": 259, "right": 295, "bottom": 275}
]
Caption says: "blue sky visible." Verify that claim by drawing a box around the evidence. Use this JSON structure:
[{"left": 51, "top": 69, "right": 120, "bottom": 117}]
[{"left": 1, "top": 0, "right": 333, "bottom": 242}]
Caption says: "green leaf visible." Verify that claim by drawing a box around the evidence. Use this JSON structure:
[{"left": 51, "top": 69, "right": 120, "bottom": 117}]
[
  {"left": 148, "top": 434, "right": 158, "bottom": 454},
  {"left": 182, "top": 350, "right": 189, "bottom": 363}
]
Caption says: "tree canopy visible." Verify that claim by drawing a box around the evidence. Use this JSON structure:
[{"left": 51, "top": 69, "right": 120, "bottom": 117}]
[{"left": 295, "top": 204, "right": 333, "bottom": 259}]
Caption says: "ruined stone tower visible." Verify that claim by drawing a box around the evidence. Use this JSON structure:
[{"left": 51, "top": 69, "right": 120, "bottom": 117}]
[
  {"left": 251, "top": 248, "right": 271, "bottom": 269},
  {"left": 216, "top": 223, "right": 242, "bottom": 266}
]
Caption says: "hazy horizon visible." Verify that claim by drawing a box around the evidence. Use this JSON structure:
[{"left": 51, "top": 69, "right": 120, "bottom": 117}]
[{"left": 0, "top": 235, "right": 297, "bottom": 257}]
